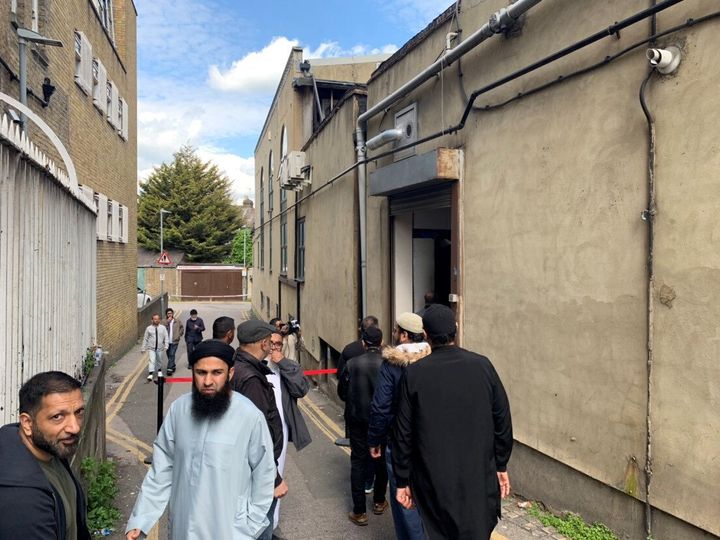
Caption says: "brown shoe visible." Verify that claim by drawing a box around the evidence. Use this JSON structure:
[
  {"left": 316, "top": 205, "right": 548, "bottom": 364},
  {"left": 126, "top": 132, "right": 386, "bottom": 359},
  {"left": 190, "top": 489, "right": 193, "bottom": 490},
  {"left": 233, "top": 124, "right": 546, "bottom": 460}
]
[
  {"left": 373, "top": 500, "right": 389, "bottom": 515},
  {"left": 348, "top": 512, "right": 368, "bottom": 526}
]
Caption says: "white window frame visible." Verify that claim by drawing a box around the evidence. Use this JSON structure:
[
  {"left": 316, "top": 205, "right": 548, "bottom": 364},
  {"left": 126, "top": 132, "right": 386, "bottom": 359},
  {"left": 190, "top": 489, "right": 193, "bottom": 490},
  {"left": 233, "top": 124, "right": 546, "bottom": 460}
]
[
  {"left": 74, "top": 31, "right": 93, "bottom": 95},
  {"left": 119, "top": 97, "right": 129, "bottom": 140},
  {"left": 110, "top": 200, "right": 120, "bottom": 242},
  {"left": 95, "top": 193, "right": 108, "bottom": 240},
  {"left": 106, "top": 200, "right": 114, "bottom": 241},
  {"left": 107, "top": 80, "right": 119, "bottom": 128},
  {"left": 119, "top": 205, "right": 129, "bottom": 243},
  {"left": 92, "top": 57, "right": 108, "bottom": 114}
]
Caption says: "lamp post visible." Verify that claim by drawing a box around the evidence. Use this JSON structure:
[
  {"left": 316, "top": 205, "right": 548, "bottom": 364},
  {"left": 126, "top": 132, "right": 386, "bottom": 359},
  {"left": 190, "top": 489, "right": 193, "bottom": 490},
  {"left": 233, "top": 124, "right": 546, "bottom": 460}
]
[
  {"left": 16, "top": 27, "right": 63, "bottom": 134},
  {"left": 159, "top": 208, "right": 171, "bottom": 316}
]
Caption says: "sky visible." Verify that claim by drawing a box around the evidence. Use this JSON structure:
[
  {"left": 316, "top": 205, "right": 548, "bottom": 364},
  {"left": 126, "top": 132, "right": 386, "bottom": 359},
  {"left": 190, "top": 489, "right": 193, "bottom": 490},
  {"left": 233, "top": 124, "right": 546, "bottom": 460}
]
[{"left": 136, "top": 0, "right": 453, "bottom": 201}]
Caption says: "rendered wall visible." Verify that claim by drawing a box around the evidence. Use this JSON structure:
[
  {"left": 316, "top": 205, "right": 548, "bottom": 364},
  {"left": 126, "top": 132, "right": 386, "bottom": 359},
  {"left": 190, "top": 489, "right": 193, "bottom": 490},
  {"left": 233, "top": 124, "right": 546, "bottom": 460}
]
[
  {"left": 301, "top": 96, "right": 362, "bottom": 358},
  {"left": 365, "top": 0, "right": 720, "bottom": 537}
]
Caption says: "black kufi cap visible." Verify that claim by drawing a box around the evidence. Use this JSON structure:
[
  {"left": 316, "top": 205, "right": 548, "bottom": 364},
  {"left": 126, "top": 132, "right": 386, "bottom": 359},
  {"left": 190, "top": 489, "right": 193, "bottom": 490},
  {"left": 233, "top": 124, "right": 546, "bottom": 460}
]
[
  {"left": 189, "top": 339, "right": 235, "bottom": 367},
  {"left": 422, "top": 304, "right": 456, "bottom": 338},
  {"left": 361, "top": 326, "right": 383, "bottom": 347}
]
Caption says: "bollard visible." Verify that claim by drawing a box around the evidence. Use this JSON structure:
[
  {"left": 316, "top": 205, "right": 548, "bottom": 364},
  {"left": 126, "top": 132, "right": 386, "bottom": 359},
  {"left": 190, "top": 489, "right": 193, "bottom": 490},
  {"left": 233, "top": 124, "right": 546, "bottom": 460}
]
[{"left": 156, "top": 372, "right": 165, "bottom": 434}]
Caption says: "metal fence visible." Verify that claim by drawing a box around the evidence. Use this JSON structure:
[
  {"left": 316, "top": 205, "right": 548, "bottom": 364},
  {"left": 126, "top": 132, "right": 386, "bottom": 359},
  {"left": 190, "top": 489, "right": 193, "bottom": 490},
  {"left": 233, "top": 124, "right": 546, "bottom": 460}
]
[{"left": 0, "top": 115, "right": 97, "bottom": 424}]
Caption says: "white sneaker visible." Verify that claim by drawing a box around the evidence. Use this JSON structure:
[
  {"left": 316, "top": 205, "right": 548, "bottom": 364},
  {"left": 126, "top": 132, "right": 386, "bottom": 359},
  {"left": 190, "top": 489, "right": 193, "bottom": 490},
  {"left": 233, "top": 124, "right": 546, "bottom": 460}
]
[{"left": 147, "top": 373, "right": 153, "bottom": 381}]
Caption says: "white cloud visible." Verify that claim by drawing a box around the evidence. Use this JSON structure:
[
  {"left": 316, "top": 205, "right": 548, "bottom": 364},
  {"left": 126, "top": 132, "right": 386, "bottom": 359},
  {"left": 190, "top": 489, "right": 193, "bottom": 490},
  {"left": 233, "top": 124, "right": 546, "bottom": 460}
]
[
  {"left": 196, "top": 147, "right": 255, "bottom": 201},
  {"left": 139, "top": 33, "right": 397, "bottom": 200},
  {"left": 209, "top": 36, "right": 398, "bottom": 93},
  {"left": 208, "top": 37, "right": 300, "bottom": 94}
]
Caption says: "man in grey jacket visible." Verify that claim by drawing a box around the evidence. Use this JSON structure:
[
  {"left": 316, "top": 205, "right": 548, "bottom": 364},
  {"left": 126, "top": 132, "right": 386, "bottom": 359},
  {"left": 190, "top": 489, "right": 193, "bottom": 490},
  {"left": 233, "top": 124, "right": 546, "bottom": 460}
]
[
  {"left": 265, "top": 331, "right": 312, "bottom": 531},
  {"left": 142, "top": 314, "right": 169, "bottom": 380}
]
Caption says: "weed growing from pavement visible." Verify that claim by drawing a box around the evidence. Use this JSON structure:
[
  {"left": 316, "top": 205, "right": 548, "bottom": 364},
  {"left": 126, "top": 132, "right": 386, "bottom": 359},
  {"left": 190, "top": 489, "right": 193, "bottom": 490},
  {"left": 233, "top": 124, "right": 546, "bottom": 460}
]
[
  {"left": 81, "top": 457, "right": 122, "bottom": 534},
  {"left": 528, "top": 504, "right": 618, "bottom": 540}
]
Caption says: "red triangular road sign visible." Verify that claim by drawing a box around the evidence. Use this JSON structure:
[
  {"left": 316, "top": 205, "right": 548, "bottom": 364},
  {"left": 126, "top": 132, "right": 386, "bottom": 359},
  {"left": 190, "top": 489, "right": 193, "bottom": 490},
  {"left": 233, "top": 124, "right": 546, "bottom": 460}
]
[{"left": 157, "top": 251, "right": 173, "bottom": 265}]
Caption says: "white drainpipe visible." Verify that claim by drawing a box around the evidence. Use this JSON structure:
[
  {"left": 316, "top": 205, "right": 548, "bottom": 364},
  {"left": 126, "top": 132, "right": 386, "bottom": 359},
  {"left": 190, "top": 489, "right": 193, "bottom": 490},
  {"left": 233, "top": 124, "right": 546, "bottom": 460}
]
[{"left": 355, "top": 0, "right": 545, "bottom": 317}]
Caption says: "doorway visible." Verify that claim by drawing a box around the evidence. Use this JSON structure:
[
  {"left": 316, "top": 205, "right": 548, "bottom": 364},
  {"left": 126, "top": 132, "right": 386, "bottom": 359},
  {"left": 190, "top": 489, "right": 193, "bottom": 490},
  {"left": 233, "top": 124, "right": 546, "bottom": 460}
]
[{"left": 391, "top": 190, "right": 453, "bottom": 316}]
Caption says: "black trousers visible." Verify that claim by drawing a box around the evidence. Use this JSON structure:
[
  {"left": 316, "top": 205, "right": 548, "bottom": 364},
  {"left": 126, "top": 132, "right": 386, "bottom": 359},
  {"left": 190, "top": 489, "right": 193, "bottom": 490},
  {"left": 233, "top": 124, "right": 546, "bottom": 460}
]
[{"left": 348, "top": 419, "right": 388, "bottom": 514}]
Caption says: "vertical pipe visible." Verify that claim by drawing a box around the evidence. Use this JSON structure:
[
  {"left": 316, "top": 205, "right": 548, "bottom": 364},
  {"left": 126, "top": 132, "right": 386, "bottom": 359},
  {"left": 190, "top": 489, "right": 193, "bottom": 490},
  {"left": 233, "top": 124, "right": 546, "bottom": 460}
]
[
  {"left": 18, "top": 38, "right": 27, "bottom": 133},
  {"left": 639, "top": 69, "right": 656, "bottom": 540},
  {"left": 356, "top": 126, "right": 367, "bottom": 320},
  {"left": 641, "top": 4, "right": 657, "bottom": 537}
]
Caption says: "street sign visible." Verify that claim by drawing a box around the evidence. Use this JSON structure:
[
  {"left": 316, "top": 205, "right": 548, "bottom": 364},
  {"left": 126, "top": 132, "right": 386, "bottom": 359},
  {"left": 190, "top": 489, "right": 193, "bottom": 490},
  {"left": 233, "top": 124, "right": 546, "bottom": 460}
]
[{"left": 157, "top": 251, "right": 173, "bottom": 266}]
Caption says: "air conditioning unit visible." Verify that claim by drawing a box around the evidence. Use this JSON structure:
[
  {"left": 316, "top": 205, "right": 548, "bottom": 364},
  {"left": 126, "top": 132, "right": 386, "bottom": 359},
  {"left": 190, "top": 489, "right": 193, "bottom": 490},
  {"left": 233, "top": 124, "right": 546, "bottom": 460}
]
[{"left": 279, "top": 151, "right": 306, "bottom": 190}]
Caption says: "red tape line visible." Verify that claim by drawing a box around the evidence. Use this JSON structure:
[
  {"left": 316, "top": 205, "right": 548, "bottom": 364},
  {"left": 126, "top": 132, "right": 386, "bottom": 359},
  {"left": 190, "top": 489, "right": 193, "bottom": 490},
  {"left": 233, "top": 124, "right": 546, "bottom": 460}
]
[{"left": 164, "top": 368, "right": 337, "bottom": 384}]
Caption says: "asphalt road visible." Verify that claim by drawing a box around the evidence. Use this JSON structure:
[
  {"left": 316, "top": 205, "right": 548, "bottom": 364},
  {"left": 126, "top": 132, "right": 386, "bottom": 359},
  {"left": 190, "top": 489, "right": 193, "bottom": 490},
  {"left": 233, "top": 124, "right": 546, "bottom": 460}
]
[{"left": 104, "top": 301, "right": 558, "bottom": 540}]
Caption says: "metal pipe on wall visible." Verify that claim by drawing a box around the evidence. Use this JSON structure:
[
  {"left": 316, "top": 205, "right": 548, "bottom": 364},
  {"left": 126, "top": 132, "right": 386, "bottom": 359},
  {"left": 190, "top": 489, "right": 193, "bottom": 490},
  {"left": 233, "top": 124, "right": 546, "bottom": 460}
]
[{"left": 354, "top": 0, "right": 545, "bottom": 318}]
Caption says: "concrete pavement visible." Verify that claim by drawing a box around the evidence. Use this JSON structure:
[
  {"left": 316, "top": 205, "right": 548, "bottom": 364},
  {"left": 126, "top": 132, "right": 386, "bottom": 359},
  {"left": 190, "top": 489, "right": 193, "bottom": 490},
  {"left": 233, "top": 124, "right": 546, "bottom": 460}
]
[{"left": 104, "top": 301, "right": 566, "bottom": 539}]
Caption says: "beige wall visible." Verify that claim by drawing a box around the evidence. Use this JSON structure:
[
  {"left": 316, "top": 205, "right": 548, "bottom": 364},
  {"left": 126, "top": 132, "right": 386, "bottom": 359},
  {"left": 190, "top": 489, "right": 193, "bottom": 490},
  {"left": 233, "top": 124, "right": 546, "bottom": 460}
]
[
  {"left": 1, "top": 1, "right": 138, "bottom": 359},
  {"left": 253, "top": 48, "right": 384, "bottom": 337},
  {"left": 301, "top": 96, "right": 362, "bottom": 357},
  {"left": 363, "top": 0, "right": 720, "bottom": 537}
]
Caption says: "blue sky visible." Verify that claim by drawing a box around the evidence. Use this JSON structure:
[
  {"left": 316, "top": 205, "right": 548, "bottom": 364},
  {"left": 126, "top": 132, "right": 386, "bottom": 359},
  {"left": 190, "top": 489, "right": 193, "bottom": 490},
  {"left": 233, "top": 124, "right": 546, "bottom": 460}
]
[{"left": 136, "top": 0, "right": 452, "bottom": 200}]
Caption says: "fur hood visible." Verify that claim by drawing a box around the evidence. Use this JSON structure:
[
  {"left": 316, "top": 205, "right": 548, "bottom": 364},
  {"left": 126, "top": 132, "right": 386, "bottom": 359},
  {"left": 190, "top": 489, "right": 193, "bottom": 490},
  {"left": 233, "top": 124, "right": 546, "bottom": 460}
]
[{"left": 382, "top": 343, "right": 431, "bottom": 367}]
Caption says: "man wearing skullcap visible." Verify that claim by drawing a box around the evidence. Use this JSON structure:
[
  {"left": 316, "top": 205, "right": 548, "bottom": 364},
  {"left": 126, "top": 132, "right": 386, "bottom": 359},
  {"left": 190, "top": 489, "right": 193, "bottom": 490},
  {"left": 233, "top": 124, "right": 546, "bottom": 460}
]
[
  {"left": 368, "top": 312, "right": 429, "bottom": 539},
  {"left": 125, "top": 340, "right": 276, "bottom": 540},
  {"left": 393, "top": 304, "right": 513, "bottom": 540}
]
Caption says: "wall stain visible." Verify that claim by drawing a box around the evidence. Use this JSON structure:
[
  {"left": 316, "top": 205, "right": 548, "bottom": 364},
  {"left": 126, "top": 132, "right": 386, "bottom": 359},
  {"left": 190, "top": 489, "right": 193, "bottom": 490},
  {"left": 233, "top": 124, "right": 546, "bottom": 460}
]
[{"left": 659, "top": 283, "right": 677, "bottom": 308}]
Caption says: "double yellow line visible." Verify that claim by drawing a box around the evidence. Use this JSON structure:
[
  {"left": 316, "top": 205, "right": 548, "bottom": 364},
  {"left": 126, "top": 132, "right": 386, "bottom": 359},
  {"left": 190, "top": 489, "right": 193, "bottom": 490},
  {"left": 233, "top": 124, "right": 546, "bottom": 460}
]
[{"left": 298, "top": 395, "right": 351, "bottom": 456}]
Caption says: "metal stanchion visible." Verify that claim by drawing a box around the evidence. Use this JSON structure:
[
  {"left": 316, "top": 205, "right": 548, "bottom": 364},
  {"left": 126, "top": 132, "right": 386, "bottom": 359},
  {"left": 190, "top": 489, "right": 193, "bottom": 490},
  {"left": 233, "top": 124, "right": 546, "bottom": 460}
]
[
  {"left": 156, "top": 372, "right": 165, "bottom": 433},
  {"left": 143, "top": 373, "right": 165, "bottom": 465}
]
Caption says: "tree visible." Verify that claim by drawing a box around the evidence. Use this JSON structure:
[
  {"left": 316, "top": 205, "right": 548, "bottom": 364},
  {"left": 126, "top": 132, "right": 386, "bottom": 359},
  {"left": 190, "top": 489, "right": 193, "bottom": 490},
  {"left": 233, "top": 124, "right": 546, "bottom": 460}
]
[
  {"left": 137, "top": 146, "right": 243, "bottom": 262},
  {"left": 229, "top": 228, "right": 253, "bottom": 267}
]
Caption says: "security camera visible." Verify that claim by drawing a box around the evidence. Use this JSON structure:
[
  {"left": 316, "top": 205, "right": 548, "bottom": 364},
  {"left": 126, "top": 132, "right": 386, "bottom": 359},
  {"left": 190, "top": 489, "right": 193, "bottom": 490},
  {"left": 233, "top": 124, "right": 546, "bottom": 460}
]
[{"left": 646, "top": 46, "right": 681, "bottom": 74}]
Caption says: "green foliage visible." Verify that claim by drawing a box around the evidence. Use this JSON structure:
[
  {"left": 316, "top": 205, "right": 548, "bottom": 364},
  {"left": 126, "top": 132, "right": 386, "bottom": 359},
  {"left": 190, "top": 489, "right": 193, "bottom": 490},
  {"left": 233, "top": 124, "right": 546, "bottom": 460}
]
[
  {"left": 229, "top": 228, "right": 253, "bottom": 266},
  {"left": 81, "top": 457, "right": 122, "bottom": 534},
  {"left": 137, "top": 146, "right": 244, "bottom": 262},
  {"left": 83, "top": 348, "right": 95, "bottom": 380},
  {"left": 528, "top": 505, "right": 618, "bottom": 540}
]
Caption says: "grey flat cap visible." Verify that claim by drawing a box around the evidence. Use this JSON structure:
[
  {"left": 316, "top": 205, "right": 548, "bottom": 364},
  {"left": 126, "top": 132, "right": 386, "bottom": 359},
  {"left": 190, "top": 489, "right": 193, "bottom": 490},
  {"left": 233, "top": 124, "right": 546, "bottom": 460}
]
[{"left": 236, "top": 319, "right": 277, "bottom": 344}]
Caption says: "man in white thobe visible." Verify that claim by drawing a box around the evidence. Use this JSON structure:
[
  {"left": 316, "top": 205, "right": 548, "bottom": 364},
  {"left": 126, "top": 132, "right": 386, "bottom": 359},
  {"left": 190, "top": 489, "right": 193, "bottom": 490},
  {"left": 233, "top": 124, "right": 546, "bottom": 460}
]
[{"left": 126, "top": 340, "right": 276, "bottom": 540}]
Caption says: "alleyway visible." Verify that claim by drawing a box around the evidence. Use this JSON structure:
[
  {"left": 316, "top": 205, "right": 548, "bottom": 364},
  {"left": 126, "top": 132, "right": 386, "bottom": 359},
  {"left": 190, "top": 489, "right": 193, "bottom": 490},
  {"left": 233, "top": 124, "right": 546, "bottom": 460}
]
[{"left": 105, "top": 302, "right": 565, "bottom": 540}]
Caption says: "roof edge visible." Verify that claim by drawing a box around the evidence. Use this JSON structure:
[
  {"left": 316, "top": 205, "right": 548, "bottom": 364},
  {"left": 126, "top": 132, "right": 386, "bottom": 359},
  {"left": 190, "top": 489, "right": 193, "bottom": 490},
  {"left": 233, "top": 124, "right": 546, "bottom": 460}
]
[{"left": 368, "top": 3, "right": 456, "bottom": 84}]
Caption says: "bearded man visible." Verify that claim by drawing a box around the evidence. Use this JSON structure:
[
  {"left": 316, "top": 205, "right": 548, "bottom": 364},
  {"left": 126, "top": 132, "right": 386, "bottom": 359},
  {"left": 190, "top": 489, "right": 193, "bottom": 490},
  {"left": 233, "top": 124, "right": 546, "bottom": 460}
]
[
  {"left": 126, "top": 340, "right": 276, "bottom": 540},
  {"left": 0, "top": 371, "right": 91, "bottom": 539}
]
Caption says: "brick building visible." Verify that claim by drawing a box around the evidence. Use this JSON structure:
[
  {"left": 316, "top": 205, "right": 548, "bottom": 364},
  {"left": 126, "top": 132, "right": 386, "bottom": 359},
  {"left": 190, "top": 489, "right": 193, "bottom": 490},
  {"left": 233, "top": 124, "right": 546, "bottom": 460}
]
[{"left": 1, "top": 1, "right": 138, "bottom": 358}]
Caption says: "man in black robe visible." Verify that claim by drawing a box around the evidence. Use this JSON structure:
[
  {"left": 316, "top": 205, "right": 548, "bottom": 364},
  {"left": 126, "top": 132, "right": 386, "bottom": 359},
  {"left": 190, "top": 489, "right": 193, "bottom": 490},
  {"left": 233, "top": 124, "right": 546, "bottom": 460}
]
[{"left": 392, "top": 304, "right": 513, "bottom": 540}]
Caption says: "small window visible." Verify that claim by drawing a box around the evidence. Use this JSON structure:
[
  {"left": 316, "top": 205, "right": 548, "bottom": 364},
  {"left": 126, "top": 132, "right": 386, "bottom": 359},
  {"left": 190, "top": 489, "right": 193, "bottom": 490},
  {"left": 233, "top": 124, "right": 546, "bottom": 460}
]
[
  {"left": 106, "top": 80, "right": 119, "bottom": 127},
  {"left": 118, "top": 99, "right": 124, "bottom": 132},
  {"left": 74, "top": 32, "right": 92, "bottom": 95},
  {"left": 118, "top": 205, "right": 124, "bottom": 241},
  {"left": 96, "top": 0, "right": 115, "bottom": 41},
  {"left": 296, "top": 219, "right": 305, "bottom": 280},
  {"left": 92, "top": 58, "right": 107, "bottom": 114},
  {"left": 280, "top": 220, "right": 287, "bottom": 275},
  {"left": 119, "top": 97, "right": 129, "bottom": 140},
  {"left": 106, "top": 201, "right": 113, "bottom": 240},
  {"left": 269, "top": 222, "right": 273, "bottom": 272}
]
